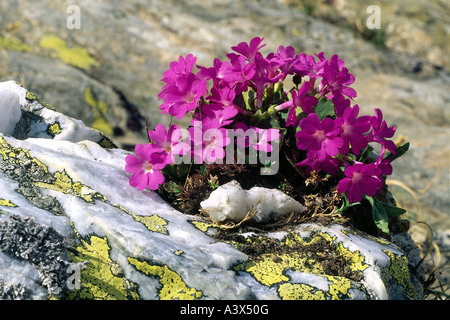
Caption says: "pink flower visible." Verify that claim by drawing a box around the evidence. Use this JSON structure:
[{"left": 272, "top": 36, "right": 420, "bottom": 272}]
[
  {"left": 197, "top": 58, "right": 239, "bottom": 89},
  {"left": 289, "top": 82, "right": 318, "bottom": 126},
  {"left": 375, "top": 146, "right": 393, "bottom": 176},
  {"left": 233, "top": 122, "right": 280, "bottom": 153},
  {"left": 366, "top": 108, "right": 397, "bottom": 154},
  {"left": 201, "top": 104, "right": 238, "bottom": 127},
  {"left": 252, "top": 53, "right": 283, "bottom": 107},
  {"left": 337, "top": 162, "right": 383, "bottom": 203},
  {"left": 158, "top": 73, "right": 207, "bottom": 119},
  {"left": 161, "top": 54, "right": 197, "bottom": 83},
  {"left": 229, "top": 37, "right": 266, "bottom": 64},
  {"left": 147, "top": 124, "right": 190, "bottom": 165},
  {"left": 125, "top": 144, "right": 166, "bottom": 191},
  {"left": 274, "top": 45, "right": 297, "bottom": 80},
  {"left": 296, "top": 113, "right": 343, "bottom": 162},
  {"left": 206, "top": 87, "right": 241, "bottom": 113},
  {"left": 297, "top": 155, "right": 341, "bottom": 176},
  {"left": 188, "top": 120, "right": 230, "bottom": 164},
  {"left": 335, "top": 104, "right": 371, "bottom": 155},
  {"left": 318, "top": 54, "right": 357, "bottom": 100},
  {"left": 227, "top": 55, "right": 256, "bottom": 95},
  {"left": 275, "top": 82, "right": 318, "bottom": 127},
  {"left": 252, "top": 127, "right": 280, "bottom": 153},
  {"left": 293, "top": 52, "right": 327, "bottom": 80}
]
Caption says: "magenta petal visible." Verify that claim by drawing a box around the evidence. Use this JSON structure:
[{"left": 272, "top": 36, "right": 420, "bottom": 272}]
[
  {"left": 129, "top": 171, "right": 148, "bottom": 191},
  {"left": 125, "top": 155, "right": 144, "bottom": 173},
  {"left": 347, "top": 184, "right": 364, "bottom": 203},
  {"left": 147, "top": 170, "right": 165, "bottom": 190},
  {"left": 337, "top": 177, "right": 352, "bottom": 194}
]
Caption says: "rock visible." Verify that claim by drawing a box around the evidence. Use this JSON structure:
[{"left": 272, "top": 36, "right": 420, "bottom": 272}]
[
  {"left": 0, "top": 85, "right": 21, "bottom": 135},
  {"left": 200, "top": 180, "right": 305, "bottom": 223},
  {"left": 0, "top": 0, "right": 447, "bottom": 237},
  {"left": 0, "top": 81, "right": 424, "bottom": 300}
]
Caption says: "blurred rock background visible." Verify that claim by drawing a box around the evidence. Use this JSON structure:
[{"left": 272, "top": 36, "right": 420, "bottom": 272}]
[{"left": 0, "top": 0, "right": 448, "bottom": 298}]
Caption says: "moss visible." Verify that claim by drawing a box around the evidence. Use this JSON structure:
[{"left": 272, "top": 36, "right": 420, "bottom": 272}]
[
  {"left": 67, "top": 236, "right": 140, "bottom": 300},
  {"left": 83, "top": 87, "right": 114, "bottom": 136},
  {"left": 39, "top": 34, "right": 98, "bottom": 70},
  {"left": 0, "top": 35, "right": 31, "bottom": 52},
  {"left": 128, "top": 257, "right": 203, "bottom": 300}
]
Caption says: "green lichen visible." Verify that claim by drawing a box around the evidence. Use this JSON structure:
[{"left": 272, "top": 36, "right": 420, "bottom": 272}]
[
  {"left": 84, "top": 87, "right": 114, "bottom": 136},
  {"left": 39, "top": 34, "right": 98, "bottom": 70},
  {"left": 67, "top": 236, "right": 140, "bottom": 300},
  {"left": 0, "top": 35, "right": 31, "bottom": 52},
  {"left": 128, "top": 257, "right": 203, "bottom": 300}
]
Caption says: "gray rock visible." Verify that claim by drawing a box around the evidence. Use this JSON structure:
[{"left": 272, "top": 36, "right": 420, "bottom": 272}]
[{"left": 0, "top": 80, "right": 425, "bottom": 300}]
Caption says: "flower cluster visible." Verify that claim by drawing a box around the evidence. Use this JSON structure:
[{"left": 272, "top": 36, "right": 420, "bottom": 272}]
[{"left": 126, "top": 37, "right": 400, "bottom": 205}]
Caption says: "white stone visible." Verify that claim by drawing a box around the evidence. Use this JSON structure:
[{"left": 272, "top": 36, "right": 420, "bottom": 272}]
[
  {"left": 200, "top": 180, "right": 306, "bottom": 223},
  {"left": 0, "top": 84, "right": 22, "bottom": 135}
]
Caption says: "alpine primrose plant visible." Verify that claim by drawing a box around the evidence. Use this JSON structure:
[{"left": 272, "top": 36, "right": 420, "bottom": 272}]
[{"left": 125, "top": 37, "right": 409, "bottom": 234}]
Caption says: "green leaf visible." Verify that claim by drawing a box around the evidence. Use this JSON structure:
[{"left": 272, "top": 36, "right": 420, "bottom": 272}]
[
  {"left": 380, "top": 202, "right": 407, "bottom": 217},
  {"left": 358, "top": 145, "right": 374, "bottom": 163},
  {"left": 384, "top": 142, "right": 410, "bottom": 163},
  {"left": 163, "top": 181, "right": 181, "bottom": 195},
  {"left": 337, "top": 193, "right": 361, "bottom": 213},
  {"left": 314, "top": 98, "right": 335, "bottom": 120},
  {"left": 241, "top": 90, "right": 256, "bottom": 111},
  {"left": 366, "top": 196, "right": 390, "bottom": 234}
]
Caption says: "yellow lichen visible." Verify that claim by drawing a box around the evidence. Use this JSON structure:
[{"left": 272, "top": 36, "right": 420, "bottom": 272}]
[
  {"left": 383, "top": 250, "right": 414, "bottom": 298},
  {"left": 0, "top": 199, "right": 17, "bottom": 207},
  {"left": 39, "top": 34, "right": 98, "bottom": 70},
  {"left": 67, "top": 236, "right": 140, "bottom": 300},
  {"left": 0, "top": 34, "right": 31, "bottom": 52},
  {"left": 112, "top": 204, "right": 169, "bottom": 235},
  {"left": 98, "top": 136, "right": 117, "bottom": 149},
  {"left": 128, "top": 257, "right": 202, "bottom": 300},
  {"left": 47, "top": 123, "right": 62, "bottom": 136},
  {"left": 325, "top": 275, "right": 354, "bottom": 300},
  {"left": 34, "top": 170, "right": 105, "bottom": 204},
  {"left": 278, "top": 283, "right": 326, "bottom": 300},
  {"left": 235, "top": 251, "right": 324, "bottom": 287},
  {"left": 234, "top": 231, "right": 370, "bottom": 300},
  {"left": 84, "top": 87, "right": 114, "bottom": 136},
  {"left": 191, "top": 220, "right": 220, "bottom": 232}
]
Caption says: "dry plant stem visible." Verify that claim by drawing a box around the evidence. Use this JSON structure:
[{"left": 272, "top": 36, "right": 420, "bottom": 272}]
[{"left": 219, "top": 210, "right": 258, "bottom": 230}]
